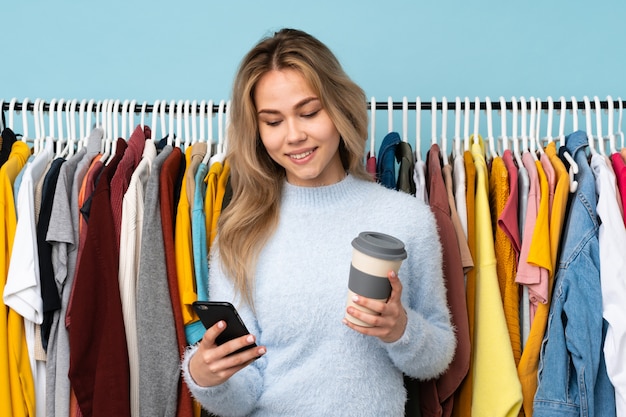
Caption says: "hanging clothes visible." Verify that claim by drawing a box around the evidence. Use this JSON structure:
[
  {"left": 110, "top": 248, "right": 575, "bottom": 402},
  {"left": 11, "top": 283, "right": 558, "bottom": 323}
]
[
  {"left": 46, "top": 127, "right": 103, "bottom": 417},
  {"left": 0, "top": 140, "right": 32, "bottom": 417},
  {"left": 418, "top": 143, "right": 470, "bottom": 417},
  {"left": 591, "top": 152, "right": 626, "bottom": 417},
  {"left": 534, "top": 131, "right": 616, "bottom": 417},
  {"left": 136, "top": 144, "right": 180, "bottom": 417},
  {"left": 469, "top": 140, "right": 522, "bottom": 417}
]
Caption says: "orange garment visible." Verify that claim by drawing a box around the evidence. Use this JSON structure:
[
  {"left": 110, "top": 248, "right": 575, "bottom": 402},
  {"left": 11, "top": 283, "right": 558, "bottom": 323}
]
[
  {"left": 489, "top": 156, "right": 521, "bottom": 365},
  {"left": 451, "top": 149, "right": 476, "bottom": 417},
  {"left": 516, "top": 142, "right": 570, "bottom": 417}
]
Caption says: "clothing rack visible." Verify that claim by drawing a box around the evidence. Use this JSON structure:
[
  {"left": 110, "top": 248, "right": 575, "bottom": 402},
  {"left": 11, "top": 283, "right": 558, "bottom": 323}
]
[{"left": 2, "top": 97, "right": 625, "bottom": 113}]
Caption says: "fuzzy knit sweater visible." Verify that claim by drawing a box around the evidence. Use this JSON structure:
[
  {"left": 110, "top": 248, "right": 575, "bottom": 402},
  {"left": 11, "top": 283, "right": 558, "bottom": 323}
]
[{"left": 182, "top": 175, "right": 455, "bottom": 417}]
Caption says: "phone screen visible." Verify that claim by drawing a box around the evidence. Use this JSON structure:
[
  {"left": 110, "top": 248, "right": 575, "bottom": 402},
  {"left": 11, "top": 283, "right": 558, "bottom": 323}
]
[{"left": 192, "top": 301, "right": 257, "bottom": 355}]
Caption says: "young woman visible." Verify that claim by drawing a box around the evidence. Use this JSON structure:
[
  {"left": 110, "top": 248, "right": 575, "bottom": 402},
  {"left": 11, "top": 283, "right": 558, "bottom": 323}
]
[{"left": 182, "top": 28, "right": 455, "bottom": 416}]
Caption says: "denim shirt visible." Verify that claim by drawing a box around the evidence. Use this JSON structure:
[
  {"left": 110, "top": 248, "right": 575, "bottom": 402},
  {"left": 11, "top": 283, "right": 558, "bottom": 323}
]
[{"left": 533, "top": 131, "right": 616, "bottom": 417}]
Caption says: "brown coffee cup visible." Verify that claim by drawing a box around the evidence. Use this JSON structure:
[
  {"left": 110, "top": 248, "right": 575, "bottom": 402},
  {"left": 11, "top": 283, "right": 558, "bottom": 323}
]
[{"left": 345, "top": 231, "right": 407, "bottom": 327}]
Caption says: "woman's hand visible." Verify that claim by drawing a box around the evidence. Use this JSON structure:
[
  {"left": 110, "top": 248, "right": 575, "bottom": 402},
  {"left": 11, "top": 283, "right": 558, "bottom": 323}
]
[
  {"left": 343, "top": 270, "right": 408, "bottom": 343},
  {"left": 188, "top": 320, "right": 266, "bottom": 387}
]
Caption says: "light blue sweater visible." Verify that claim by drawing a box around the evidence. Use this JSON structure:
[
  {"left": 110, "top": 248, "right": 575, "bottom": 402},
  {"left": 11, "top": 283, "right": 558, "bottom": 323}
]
[{"left": 182, "top": 175, "right": 455, "bottom": 417}]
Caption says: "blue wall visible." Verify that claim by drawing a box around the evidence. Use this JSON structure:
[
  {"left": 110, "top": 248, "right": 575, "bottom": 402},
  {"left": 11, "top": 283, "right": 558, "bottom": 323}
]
[{"left": 3, "top": 1, "right": 626, "bottom": 154}]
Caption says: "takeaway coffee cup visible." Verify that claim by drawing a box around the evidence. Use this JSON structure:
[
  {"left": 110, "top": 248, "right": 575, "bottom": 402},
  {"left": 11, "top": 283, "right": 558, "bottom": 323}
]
[{"left": 345, "top": 231, "right": 407, "bottom": 327}]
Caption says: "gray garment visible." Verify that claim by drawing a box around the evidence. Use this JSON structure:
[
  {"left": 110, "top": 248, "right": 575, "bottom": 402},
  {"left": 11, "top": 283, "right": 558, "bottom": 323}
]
[
  {"left": 136, "top": 145, "right": 179, "bottom": 417},
  {"left": 45, "top": 129, "right": 103, "bottom": 417}
]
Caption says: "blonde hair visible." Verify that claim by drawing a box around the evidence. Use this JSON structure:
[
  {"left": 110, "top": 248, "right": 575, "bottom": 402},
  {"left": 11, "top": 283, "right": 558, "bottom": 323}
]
[{"left": 217, "top": 28, "right": 371, "bottom": 306}]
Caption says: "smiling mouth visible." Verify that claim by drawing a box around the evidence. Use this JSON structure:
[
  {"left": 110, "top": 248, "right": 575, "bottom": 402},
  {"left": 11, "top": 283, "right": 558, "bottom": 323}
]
[{"left": 289, "top": 149, "right": 314, "bottom": 160}]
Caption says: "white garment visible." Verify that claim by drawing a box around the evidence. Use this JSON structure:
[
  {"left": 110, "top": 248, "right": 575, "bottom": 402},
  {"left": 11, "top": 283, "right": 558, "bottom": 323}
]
[
  {"left": 590, "top": 153, "right": 626, "bottom": 417},
  {"left": 413, "top": 157, "right": 428, "bottom": 204},
  {"left": 453, "top": 153, "right": 468, "bottom": 238},
  {"left": 118, "top": 139, "right": 156, "bottom": 417},
  {"left": 4, "top": 138, "right": 54, "bottom": 417}
]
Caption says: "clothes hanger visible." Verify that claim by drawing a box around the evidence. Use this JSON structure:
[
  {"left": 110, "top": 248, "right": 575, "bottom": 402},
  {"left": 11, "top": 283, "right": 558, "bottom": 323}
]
[
  {"left": 519, "top": 96, "right": 529, "bottom": 156},
  {"left": 159, "top": 100, "right": 168, "bottom": 144},
  {"left": 472, "top": 96, "right": 480, "bottom": 146},
  {"left": 402, "top": 96, "right": 408, "bottom": 143},
  {"left": 85, "top": 99, "right": 95, "bottom": 142},
  {"left": 167, "top": 100, "right": 176, "bottom": 147},
  {"left": 618, "top": 97, "right": 624, "bottom": 149},
  {"left": 120, "top": 99, "right": 129, "bottom": 140},
  {"left": 369, "top": 96, "right": 376, "bottom": 158},
  {"left": 55, "top": 98, "right": 67, "bottom": 157},
  {"left": 593, "top": 96, "right": 606, "bottom": 156},
  {"left": 190, "top": 100, "right": 198, "bottom": 145},
  {"left": 453, "top": 96, "right": 462, "bottom": 158},
  {"left": 77, "top": 99, "right": 86, "bottom": 150},
  {"left": 528, "top": 97, "right": 538, "bottom": 161},
  {"left": 121, "top": 99, "right": 129, "bottom": 141},
  {"left": 198, "top": 100, "right": 206, "bottom": 145},
  {"left": 19, "top": 97, "right": 29, "bottom": 142},
  {"left": 0, "top": 99, "right": 4, "bottom": 131},
  {"left": 499, "top": 96, "right": 509, "bottom": 154},
  {"left": 202, "top": 100, "right": 215, "bottom": 165},
  {"left": 430, "top": 96, "right": 437, "bottom": 149},
  {"left": 208, "top": 99, "right": 228, "bottom": 166},
  {"left": 544, "top": 96, "right": 554, "bottom": 144},
  {"left": 534, "top": 97, "right": 545, "bottom": 157},
  {"left": 463, "top": 96, "right": 470, "bottom": 152},
  {"left": 98, "top": 99, "right": 110, "bottom": 161},
  {"left": 105, "top": 99, "right": 120, "bottom": 165},
  {"left": 583, "top": 96, "right": 598, "bottom": 155},
  {"left": 128, "top": 99, "right": 136, "bottom": 135},
  {"left": 387, "top": 96, "right": 393, "bottom": 134},
  {"left": 65, "top": 99, "right": 77, "bottom": 156},
  {"left": 139, "top": 101, "right": 147, "bottom": 130},
  {"left": 175, "top": 99, "right": 184, "bottom": 148},
  {"left": 415, "top": 96, "right": 422, "bottom": 162},
  {"left": 606, "top": 95, "right": 617, "bottom": 155},
  {"left": 184, "top": 100, "right": 192, "bottom": 146},
  {"left": 7, "top": 97, "right": 18, "bottom": 132},
  {"left": 150, "top": 99, "right": 160, "bottom": 142},
  {"left": 558, "top": 96, "right": 579, "bottom": 193},
  {"left": 511, "top": 96, "right": 524, "bottom": 168},
  {"left": 33, "top": 98, "right": 41, "bottom": 153},
  {"left": 485, "top": 96, "right": 497, "bottom": 160},
  {"left": 440, "top": 96, "right": 449, "bottom": 166}
]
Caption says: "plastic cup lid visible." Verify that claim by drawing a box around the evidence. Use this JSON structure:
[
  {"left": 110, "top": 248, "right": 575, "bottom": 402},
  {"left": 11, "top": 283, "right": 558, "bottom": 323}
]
[{"left": 351, "top": 231, "right": 407, "bottom": 260}]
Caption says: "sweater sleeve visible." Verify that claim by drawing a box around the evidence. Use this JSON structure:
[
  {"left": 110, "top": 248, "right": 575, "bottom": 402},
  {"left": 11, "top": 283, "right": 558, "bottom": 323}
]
[
  {"left": 381, "top": 202, "right": 456, "bottom": 380},
  {"left": 180, "top": 249, "right": 266, "bottom": 417}
]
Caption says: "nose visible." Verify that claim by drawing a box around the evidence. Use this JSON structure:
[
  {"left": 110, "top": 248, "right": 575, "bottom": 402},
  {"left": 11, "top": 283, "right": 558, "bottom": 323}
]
[{"left": 286, "top": 118, "right": 306, "bottom": 143}]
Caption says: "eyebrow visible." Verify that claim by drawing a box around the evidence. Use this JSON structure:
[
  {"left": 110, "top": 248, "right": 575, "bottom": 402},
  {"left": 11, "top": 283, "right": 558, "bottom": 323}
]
[{"left": 257, "top": 96, "right": 320, "bottom": 115}]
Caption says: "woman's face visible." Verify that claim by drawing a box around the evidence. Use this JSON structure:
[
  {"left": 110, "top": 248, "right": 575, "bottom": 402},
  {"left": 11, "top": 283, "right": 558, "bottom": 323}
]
[{"left": 254, "top": 69, "right": 345, "bottom": 187}]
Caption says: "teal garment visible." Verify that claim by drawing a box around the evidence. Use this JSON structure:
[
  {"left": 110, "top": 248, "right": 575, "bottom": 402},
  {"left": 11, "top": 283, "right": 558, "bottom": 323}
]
[{"left": 184, "top": 161, "right": 209, "bottom": 345}]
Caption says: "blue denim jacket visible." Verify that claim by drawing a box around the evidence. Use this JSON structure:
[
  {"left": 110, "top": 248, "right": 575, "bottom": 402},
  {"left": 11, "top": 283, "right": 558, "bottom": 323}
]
[{"left": 533, "top": 131, "right": 616, "bottom": 417}]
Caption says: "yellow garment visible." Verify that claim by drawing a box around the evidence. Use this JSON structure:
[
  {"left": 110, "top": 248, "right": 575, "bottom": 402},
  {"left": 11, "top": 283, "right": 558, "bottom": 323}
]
[
  {"left": 0, "top": 141, "right": 34, "bottom": 417},
  {"left": 471, "top": 142, "right": 522, "bottom": 417},
  {"left": 175, "top": 146, "right": 200, "bottom": 328},
  {"left": 211, "top": 159, "right": 230, "bottom": 246},
  {"left": 452, "top": 149, "right": 477, "bottom": 417},
  {"left": 517, "top": 142, "right": 570, "bottom": 417},
  {"left": 489, "top": 156, "right": 521, "bottom": 366},
  {"left": 204, "top": 161, "right": 222, "bottom": 249}
]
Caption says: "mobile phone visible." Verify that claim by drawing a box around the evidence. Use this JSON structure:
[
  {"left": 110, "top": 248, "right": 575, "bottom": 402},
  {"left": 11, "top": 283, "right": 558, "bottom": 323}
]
[{"left": 192, "top": 301, "right": 257, "bottom": 355}]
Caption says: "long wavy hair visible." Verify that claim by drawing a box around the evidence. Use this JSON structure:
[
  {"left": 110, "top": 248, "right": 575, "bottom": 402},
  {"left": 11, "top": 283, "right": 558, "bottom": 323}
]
[{"left": 217, "top": 28, "right": 372, "bottom": 307}]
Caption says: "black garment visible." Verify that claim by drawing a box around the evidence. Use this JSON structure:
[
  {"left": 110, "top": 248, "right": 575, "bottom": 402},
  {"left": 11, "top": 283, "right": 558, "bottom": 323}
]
[
  {"left": 0, "top": 127, "right": 18, "bottom": 167},
  {"left": 37, "top": 157, "right": 66, "bottom": 350}
]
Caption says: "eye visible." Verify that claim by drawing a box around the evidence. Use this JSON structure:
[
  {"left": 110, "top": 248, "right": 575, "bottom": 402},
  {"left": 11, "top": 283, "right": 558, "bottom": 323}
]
[
  {"left": 263, "top": 119, "right": 282, "bottom": 127},
  {"left": 302, "top": 109, "right": 320, "bottom": 118}
]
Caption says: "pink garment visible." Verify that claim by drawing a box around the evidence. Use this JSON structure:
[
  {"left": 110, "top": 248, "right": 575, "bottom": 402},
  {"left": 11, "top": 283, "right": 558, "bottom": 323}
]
[
  {"left": 516, "top": 152, "right": 547, "bottom": 324},
  {"left": 498, "top": 150, "right": 521, "bottom": 260},
  {"left": 610, "top": 152, "right": 626, "bottom": 227}
]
